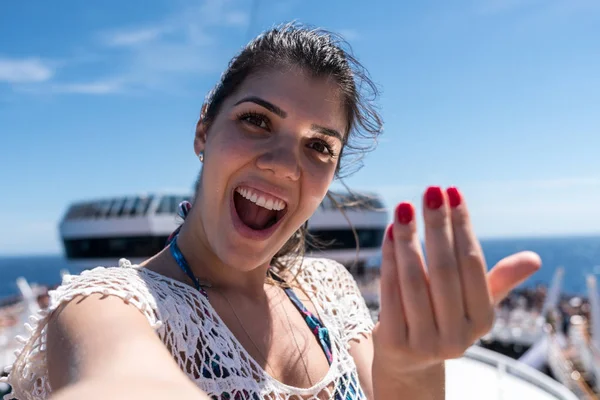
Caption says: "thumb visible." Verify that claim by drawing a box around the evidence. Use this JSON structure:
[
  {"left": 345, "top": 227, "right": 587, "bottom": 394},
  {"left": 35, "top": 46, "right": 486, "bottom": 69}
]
[{"left": 487, "top": 251, "right": 542, "bottom": 304}]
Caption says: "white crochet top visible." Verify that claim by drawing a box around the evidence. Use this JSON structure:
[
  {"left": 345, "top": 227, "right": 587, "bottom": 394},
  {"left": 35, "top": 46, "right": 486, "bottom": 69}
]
[{"left": 2, "top": 257, "right": 375, "bottom": 400}]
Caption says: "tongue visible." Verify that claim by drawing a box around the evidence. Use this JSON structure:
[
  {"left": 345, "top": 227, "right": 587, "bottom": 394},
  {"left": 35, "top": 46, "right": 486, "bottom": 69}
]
[{"left": 234, "top": 192, "right": 277, "bottom": 230}]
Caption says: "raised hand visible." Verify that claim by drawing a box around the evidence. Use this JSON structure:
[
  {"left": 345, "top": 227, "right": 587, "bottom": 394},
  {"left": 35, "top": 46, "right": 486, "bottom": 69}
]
[{"left": 372, "top": 186, "right": 541, "bottom": 375}]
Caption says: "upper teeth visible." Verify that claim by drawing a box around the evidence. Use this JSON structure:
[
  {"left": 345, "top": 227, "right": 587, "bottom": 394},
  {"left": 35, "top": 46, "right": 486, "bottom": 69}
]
[{"left": 236, "top": 187, "right": 286, "bottom": 211}]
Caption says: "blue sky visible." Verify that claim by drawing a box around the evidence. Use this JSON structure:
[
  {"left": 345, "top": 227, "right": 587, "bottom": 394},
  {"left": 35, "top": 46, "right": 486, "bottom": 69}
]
[{"left": 1, "top": 0, "right": 599, "bottom": 255}]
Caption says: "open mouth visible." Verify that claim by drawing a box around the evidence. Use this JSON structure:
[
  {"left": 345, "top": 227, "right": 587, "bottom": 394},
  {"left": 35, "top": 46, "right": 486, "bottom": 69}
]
[{"left": 233, "top": 186, "right": 287, "bottom": 231}]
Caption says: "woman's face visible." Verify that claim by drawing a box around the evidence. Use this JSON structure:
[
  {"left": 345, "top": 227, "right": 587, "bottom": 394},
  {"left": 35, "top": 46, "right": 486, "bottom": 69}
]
[{"left": 194, "top": 69, "right": 346, "bottom": 270}]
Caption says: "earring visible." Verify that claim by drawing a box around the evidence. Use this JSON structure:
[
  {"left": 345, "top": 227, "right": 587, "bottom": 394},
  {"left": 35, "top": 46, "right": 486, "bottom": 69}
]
[{"left": 198, "top": 151, "right": 204, "bottom": 163}]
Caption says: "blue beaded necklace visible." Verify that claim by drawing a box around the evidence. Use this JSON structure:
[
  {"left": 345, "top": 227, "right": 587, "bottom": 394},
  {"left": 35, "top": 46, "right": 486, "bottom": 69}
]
[{"left": 169, "top": 234, "right": 212, "bottom": 294}]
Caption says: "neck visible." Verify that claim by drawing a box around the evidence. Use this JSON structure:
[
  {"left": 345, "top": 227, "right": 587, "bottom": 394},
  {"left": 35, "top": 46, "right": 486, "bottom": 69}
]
[{"left": 174, "top": 209, "right": 272, "bottom": 297}]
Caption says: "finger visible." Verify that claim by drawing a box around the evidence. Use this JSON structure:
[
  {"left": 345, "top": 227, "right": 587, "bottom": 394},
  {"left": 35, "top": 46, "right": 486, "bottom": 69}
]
[
  {"left": 446, "top": 187, "right": 493, "bottom": 334},
  {"left": 487, "top": 251, "right": 542, "bottom": 304},
  {"left": 377, "top": 224, "right": 407, "bottom": 345},
  {"left": 422, "top": 186, "right": 466, "bottom": 332},
  {"left": 392, "top": 202, "right": 438, "bottom": 341}
]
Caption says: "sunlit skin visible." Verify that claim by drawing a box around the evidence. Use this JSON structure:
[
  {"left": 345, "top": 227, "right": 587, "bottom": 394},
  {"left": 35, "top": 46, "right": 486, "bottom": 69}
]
[{"left": 168, "top": 69, "right": 347, "bottom": 294}]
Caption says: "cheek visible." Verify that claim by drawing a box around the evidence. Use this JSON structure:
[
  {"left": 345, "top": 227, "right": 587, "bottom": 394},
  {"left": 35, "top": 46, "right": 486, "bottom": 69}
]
[
  {"left": 302, "top": 153, "right": 337, "bottom": 188},
  {"left": 297, "top": 168, "right": 334, "bottom": 216},
  {"left": 200, "top": 142, "right": 238, "bottom": 203},
  {"left": 209, "top": 124, "right": 256, "bottom": 165}
]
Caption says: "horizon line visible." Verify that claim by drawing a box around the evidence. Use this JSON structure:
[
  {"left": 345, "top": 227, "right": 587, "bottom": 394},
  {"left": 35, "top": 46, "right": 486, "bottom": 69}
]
[{"left": 1, "top": 232, "right": 599, "bottom": 258}]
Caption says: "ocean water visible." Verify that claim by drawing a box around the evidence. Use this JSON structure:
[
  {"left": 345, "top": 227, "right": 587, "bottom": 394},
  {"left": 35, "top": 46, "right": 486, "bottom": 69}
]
[{"left": 1, "top": 235, "right": 599, "bottom": 300}]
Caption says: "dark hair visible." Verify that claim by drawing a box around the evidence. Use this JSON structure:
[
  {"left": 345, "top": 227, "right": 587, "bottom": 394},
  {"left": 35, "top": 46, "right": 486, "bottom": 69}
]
[{"left": 199, "top": 22, "right": 383, "bottom": 273}]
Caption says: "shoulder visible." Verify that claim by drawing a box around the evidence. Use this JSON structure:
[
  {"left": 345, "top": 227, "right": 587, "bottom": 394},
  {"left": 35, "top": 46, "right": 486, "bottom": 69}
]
[
  {"left": 294, "top": 256, "right": 357, "bottom": 291},
  {"left": 297, "top": 256, "right": 349, "bottom": 278},
  {"left": 1, "top": 260, "right": 172, "bottom": 399},
  {"left": 48, "top": 259, "right": 169, "bottom": 330}
]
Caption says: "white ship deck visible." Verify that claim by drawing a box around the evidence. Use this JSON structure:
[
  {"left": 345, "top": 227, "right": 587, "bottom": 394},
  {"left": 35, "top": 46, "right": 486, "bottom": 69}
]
[
  {"left": 482, "top": 308, "right": 544, "bottom": 347},
  {"left": 447, "top": 346, "right": 578, "bottom": 400}
]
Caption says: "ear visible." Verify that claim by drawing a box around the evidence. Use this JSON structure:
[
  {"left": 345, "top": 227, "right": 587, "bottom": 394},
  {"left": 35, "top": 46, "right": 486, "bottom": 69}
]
[{"left": 194, "top": 103, "right": 209, "bottom": 156}]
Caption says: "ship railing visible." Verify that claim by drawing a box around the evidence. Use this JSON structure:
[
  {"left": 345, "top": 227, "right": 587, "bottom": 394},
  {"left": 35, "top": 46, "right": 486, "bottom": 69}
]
[
  {"left": 465, "top": 346, "right": 579, "bottom": 400},
  {"left": 591, "top": 341, "right": 600, "bottom": 390},
  {"left": 569, "top": 317, "right": 596, "bottom": 378},
  {"left": 547, "top": 329, "right": 598, "bottom": 400},
  {"left": 569, "top": 316, "right": 600, "bottom": 386}
]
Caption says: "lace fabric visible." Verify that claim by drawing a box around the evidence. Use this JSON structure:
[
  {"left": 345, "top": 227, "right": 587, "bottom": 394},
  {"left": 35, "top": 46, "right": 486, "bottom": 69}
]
[{"left": 1, "top": 257, "right": 374, "bottom": 400}]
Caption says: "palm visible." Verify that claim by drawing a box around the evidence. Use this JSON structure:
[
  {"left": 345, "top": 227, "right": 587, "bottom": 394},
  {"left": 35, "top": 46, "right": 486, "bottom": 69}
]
[{"left": 372, "top": 187, "right": 541, "bottom": 373}]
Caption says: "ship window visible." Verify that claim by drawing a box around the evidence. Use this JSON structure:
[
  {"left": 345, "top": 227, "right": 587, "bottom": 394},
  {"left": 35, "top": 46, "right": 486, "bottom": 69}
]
[
  {"left": 63, "top": 235, "right": 169, "bottom": 259},
  {"left": 103, "top": 199, "right": 116, "bottom": 218},
  {"left": 121, "top": 197, "right": 137, "bottom": 216},
  {"left": 170, "top": 197, "right": 179, "bottom": 213},
  {"left": 65, "top": 206, "right": 74, "bottom": 220},
  {"left": 97, "top": 200, "right": 112, "bottom": 218},
  {"left": 155, "top": 195, "right": 191, "bottom": 214},
  {"left": 156, "top": 196, "right": 175, "bottom": 214},
  {"left": 91, "top": 200, "right": 106, "bottom": 218},
  {"left": 80, "top": 203, "right": 97, "bottom": 218},
  {"left": 127, "top": 197, "right": 140, "bottom": 216},
  {"left": 88, "top": 202, "right": 100, "bottom": 218},
  {"left": 73, "top": 204, "right": 87, "bottom": 219},
  {"left": 108, "top": 198, "right": 125, "bottom": 217},
  {"left": 108, "top": 238, "right": 127, "bottom": 251},
  {"left": 134, "top": 195, "right": 153, "bottom": 216},
  {"left": 74, "top": 204, "right": 86, "bottom": 218},
  {"left": 65, "top": 204, "right": 83, "bottom": 220}
]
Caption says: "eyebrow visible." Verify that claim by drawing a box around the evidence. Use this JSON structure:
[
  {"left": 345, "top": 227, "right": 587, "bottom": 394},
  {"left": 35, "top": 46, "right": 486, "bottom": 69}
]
[
  {"left": 234, "top": 95, "right": 343, "bottom": 142},
  {"left": 234, "top": 96, "right": 287, "bottom": 118},
  {"left": 311, "top": 124, "right": 343, "bottom": 143}
]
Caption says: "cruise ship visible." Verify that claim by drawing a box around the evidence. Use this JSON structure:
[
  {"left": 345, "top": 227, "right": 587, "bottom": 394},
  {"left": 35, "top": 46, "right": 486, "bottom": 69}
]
[{"left": 58, "top": 190, "right": 389, "bottom": 275}]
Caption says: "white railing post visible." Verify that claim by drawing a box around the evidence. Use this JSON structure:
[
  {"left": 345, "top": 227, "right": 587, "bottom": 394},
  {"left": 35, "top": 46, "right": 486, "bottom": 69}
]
[{"left": 497, "top": 360, "right": 506, "bottom": 400}]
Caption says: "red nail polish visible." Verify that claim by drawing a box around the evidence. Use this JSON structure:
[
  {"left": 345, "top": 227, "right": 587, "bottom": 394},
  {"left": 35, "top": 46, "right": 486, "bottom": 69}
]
[
  {"left": 386, "top": 224, "right": 394, "bottom": 241},
  {"left": 425, "top": 186, "right": 444, "bottom": 210},
  {"left": 395, "top": 202, "right": 414, "bottom": 225},
  {"left": 447, "top": 187, "right": 462, "bottom": 208}
]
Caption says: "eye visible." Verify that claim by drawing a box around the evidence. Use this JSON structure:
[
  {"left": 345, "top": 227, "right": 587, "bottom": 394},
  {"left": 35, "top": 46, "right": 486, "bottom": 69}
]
[
  {"left": 237, "top": 111, "right": 269, "bottom": 130},
  {"left": 308, "top": 139, "right": 336, "bottom": 157}
]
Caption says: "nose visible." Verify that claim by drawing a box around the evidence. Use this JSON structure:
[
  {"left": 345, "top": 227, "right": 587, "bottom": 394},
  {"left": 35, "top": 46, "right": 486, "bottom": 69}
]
[{"left": 255, "top": 137, "right": 301, "bottom": 181}]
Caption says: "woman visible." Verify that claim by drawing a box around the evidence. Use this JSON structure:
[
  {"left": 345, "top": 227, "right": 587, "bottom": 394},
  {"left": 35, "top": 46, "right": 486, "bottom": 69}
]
[{"left": 2, "top": 24, "right": 541, "bottom": 400}]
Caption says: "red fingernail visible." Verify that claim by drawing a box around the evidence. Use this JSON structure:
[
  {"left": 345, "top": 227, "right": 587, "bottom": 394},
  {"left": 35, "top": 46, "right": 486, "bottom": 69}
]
[
  {"left": 447, "top": 187, "right": 462, "bottom": 208},
  {"left": 395, "top": 202, "right": 414, "bottom": 225},
  {"left": 425, "top": 186, "right": 444, "bottom": 209},
  {"left": 386, "top": 224, "right": 394, "bottom": 241}
]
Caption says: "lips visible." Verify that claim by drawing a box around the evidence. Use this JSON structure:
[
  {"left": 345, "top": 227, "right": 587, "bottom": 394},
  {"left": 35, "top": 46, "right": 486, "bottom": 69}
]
[
  {"left": 234, "top": 191, "right": 283, "bottom": 230},
  {"left": 229, "top": 184, "right": 289, "bottom": 240}
]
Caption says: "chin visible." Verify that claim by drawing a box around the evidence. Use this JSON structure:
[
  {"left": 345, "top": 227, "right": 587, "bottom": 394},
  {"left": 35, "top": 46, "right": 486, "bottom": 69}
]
[{"left": 216, "top": 242, "right": 275, "bottom": 271}]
